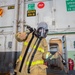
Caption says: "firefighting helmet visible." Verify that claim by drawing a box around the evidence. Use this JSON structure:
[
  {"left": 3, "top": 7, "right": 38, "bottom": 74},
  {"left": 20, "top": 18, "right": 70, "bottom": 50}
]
[{"left": 37, "top": 22, "right": 48, "bottom": 38}]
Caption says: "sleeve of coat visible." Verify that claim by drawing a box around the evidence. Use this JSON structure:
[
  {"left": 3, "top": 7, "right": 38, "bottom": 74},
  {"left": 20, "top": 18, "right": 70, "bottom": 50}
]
[
  {"left": 15, "top": 32, "right": 27, "bottom": 42},
  {"left": 42, "top": 38, "right": 52, "bottom": 59}
]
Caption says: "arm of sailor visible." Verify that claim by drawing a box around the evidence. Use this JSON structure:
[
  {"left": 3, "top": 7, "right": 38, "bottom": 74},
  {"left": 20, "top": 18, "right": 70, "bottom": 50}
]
[
  {"left": 15, "top": 32, "right": 27, "bottom": 42},
  {"left": 41, "top": 38, "right": 52, "bottom": 59},
  {"left": 42, "top": 38, "right": 57, "bottom": 60}
]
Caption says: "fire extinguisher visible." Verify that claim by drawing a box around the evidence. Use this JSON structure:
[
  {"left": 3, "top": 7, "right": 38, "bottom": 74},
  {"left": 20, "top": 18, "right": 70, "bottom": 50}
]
[{"left": 68, "top": 58, "right": 74, "bottom": 70}]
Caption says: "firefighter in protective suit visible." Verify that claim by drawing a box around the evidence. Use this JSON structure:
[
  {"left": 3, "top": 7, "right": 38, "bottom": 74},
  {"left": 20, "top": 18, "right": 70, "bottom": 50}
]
[{"left": 14, "top": 22, "right": 52, "bottom": 75}]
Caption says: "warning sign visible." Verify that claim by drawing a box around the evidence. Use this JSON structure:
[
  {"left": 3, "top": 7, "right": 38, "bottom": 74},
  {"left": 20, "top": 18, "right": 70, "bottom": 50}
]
[
  {"left": 27, "top": 10, "right": 36, "bottom": 17},
  {"left": 37, "top": 2, "right": 45, "bottom": 9}
]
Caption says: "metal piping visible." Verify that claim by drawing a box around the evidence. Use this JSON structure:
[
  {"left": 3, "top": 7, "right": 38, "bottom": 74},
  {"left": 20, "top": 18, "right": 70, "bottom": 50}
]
[
  {"left": 25, "top": 0, "right": 52, "bottom": 3},
  {"left": 48, "top": 32, "right": 75, "bottom": 35},
  {"left": 12, "top": 0, "right": 19, "bottom": 51},
  {"left": 20, "top": 0, "right": 25, "bottom": 32},
  {"left": 0, "top": 26, "right": 13, "bottom": 28},
  {"left": 12, "top": 0, "right": 20, "bottom": 68}
]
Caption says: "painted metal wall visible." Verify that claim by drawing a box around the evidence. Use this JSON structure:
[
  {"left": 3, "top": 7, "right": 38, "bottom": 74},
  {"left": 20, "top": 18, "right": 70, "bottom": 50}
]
[
  {"left": 0, "top": 0, "right": 75, "bottom": 52},
  {"left": 24, "top": 0, "right": 53, "bottom": 29},
  {"left": 55, "top": 0, "right": 75, "bottom": 29},
  {"left": 24, "top": 0, "right": 75, "bottom": 32}
]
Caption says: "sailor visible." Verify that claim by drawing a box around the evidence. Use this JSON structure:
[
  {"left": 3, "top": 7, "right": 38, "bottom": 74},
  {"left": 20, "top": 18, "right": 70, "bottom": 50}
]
[{"left": 14, "top": 22, "right": 52, "bottom": 75}]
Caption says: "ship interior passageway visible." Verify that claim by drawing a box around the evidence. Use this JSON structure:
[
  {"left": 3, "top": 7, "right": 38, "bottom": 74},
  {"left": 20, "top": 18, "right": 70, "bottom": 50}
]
[{"left": 0, "top": 0, "right": 75, "bottom": 75}]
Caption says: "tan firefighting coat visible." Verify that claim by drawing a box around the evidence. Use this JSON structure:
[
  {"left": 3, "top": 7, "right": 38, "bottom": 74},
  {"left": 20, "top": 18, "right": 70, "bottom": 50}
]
[{"left": 14, "top": 32, "right": 51, "bottom": 75}]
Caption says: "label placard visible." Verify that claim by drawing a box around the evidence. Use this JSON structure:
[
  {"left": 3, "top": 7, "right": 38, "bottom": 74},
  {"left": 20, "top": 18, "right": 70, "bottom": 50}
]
[
  {"left": 8, "top": 6, "right": 15, "bottom": 9},
  {"left": 66, "top": 0, "right": 75, "bottom": 11},
  {"left": 27, "top": 10, "right": 36, "bottom": 17}
]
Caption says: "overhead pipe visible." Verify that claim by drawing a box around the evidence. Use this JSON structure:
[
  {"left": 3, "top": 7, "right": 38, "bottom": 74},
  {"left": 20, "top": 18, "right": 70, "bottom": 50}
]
[
  {"left": 0, "top": 4, "right": 15, "bottom": 7},
  {"left": 25, "top": 0, "right": 52, "bottom": 3}
]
